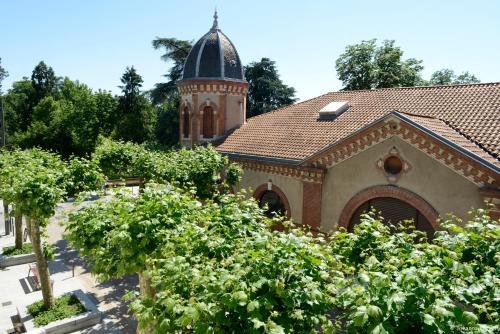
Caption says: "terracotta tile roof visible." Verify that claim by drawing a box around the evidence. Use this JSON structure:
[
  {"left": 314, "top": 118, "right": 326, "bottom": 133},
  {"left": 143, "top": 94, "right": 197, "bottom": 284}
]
[
  {"left": 399, "top": 113, "right": 499, "bottom": 167},
  {"left": 217, "top": 83, "right": 500, "bottom": 167}
]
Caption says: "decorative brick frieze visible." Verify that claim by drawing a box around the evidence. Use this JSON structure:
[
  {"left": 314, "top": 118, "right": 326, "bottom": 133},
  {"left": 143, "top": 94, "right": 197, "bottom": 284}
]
[
  {"left": 177, "top": 79, "right": 248, "bottom": 96},
  {"left": 307, "top": 116, "right": 499, "bottom": 188},
  {"left": 233, "top": 158, "right": 325, "bottom": 183}
]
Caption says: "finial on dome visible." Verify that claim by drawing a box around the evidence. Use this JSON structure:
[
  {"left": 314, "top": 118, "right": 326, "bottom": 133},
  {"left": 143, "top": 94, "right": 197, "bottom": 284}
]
[{"left": 212, "top": 8, "right": 219, "bottom": 30}]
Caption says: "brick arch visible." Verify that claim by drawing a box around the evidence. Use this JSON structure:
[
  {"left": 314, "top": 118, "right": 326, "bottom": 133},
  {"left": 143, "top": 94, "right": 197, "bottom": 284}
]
[
  {"left": 253, "top": 184, "right": 292, "bottom": 219},
  {"left": 338, "top": 185, "right": 439, "bottom": 231}
]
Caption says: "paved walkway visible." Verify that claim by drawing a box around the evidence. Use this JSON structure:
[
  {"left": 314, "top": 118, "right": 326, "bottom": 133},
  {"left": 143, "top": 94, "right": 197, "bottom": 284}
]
[{"left": 0, "top": 200, "right": 138, "bottom": 334}]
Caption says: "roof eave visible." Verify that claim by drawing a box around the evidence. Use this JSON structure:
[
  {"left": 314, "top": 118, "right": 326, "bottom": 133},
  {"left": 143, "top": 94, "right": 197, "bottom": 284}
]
[{"left": 220, "top": 152, "right": 302, "bottom": 165}]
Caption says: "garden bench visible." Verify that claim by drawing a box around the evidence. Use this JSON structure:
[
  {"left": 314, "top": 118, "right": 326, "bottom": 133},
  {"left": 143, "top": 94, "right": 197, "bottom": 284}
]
[
  {"left": 27, "top": 262, "right": 41, "bottom": 290},
  {"left": 27, "top": 262, "right": 54, "bottom": 291}
]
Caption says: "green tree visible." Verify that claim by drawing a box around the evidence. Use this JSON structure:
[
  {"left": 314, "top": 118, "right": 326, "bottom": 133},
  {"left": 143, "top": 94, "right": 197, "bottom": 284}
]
[
  {"left": 150, "top": 38, "right": 192, "bottom": 105},
  {"left": 155, "top": 100, "right": 179, "bottom": 147},
  {"left": 455, "top": 71, "right": 480, "bottom": 84},
  {"left": 94, "top": 89, "right": 118, "bottom": 136},
  {"left": 245, "top": 57, "right": 297, "bottom": 117},
  {"left": 12, "top": 79, "right": 112, "bottom": 157},
  {"left": 31, "top": 61, "right": 58, "bottom": 105},
  {"left": 150, "top": 38, "right": 193, "bottom": 146},
  {"left": 114, "top": 67, "right": 156, "bottom": 143},
  {"left": 336, "top": 39, "right": 377, "bottom": 90},
  {"left": 0, "top": 58, "right": 9, "bottom": 226},
  {"left": 93, "top": 139, "right": 241, "bottom": 199},
  {"left": 335, "top": 39, "right": 424, "bottom": 90},
  {"left": 0, "top": 150, "right": 25, "bottom": 249},
  {"left": 3, "top": 79, "right": 34, "bottom": 135},
  {"left": 429, "top": 68, "right": 455, "bottom": 85},
  {"left": 9, "top": 149, "right": 67, "bottom": 308},
  {"left": 1, "top": 148, "right": 104, "bottom": 308},
  {"left": 66, "top": 186, "right": 335, "bottom": 333},
  {"left": 430, "top": 68, "right": 480, "bottom": 85},
  {"left": 0, "top": 57, "right": 8, "bottom": 92}
]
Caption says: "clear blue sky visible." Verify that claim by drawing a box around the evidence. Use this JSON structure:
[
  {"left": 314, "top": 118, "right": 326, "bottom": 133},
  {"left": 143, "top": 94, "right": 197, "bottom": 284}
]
[{"left": 1, "top": 0, "right": 499, "bottom": 101}]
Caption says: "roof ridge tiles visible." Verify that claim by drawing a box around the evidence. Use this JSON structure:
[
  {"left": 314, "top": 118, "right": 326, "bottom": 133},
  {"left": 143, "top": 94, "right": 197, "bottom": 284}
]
[{"left": 325, "top": 82, "right": 500, "bottom": 94}]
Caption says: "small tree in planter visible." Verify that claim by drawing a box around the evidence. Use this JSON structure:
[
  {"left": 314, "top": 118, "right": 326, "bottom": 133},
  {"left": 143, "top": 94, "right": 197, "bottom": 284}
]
[
  {"left": 66, "top": 185, "right": 336, "bottom": 333},
  {"left": 0, "top": 150, "right": 34, "bottom": 250},
  {"left": 130, "top": 192, "right": 336, "bottom": 333},
  {"left": 13, "top": 149, "right": 67, "bottom": 308},
  {"left": 65, "top": 185, "right": 199, "bottom": 334}
]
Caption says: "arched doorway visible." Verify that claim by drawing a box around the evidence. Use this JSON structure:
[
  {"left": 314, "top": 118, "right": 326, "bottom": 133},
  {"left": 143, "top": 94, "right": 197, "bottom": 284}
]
[
  {"left": 253, "top": 184, "right": 291, "bottom": 219},
  {"left": 259, "top": 190, "right": 286, "bottom": 217},
  {"left": 339, "top": 186, "right": 439, "bottom": 238},
  {"left": 349, "top": 197, "right": 435, "bottom": 237}
]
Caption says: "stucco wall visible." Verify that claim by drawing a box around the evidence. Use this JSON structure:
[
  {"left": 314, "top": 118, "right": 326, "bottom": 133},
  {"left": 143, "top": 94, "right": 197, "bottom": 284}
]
[
  {"left": 197, "top": 93, "right": 219, "bottom": 110},
  {"left": 321, "top": 136, "right": 483, "bottom": 232},
  {"left": 237, "top": 169, "right": 303, "bottom": 225},
  {"left": 225, "top": 95, "right": 243, "bottom": 131}
]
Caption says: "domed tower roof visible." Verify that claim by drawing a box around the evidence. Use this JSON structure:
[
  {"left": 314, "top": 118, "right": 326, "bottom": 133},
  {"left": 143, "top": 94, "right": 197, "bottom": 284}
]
[{"left": 182, "top": 11, "right": 246, "bottom": 82}]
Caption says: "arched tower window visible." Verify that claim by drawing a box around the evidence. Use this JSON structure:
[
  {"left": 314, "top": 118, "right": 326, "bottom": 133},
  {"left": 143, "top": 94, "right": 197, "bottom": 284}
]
[
  {"left": 183, "top": 107, "right": 190, "bottom": 138},
  {"left": 202, "top": 106, "right": 214, "bottom": 138}
]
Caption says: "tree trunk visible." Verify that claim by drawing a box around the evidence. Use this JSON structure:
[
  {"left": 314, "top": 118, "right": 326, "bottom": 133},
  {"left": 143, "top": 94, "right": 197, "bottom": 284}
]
[
  {"left": 3, "top": 203, "right": 10, "bottom": 235},
  {"left": 14, "top": 213, "right": 23, "bottom": 249},
  {"left": 138, "top": 178, "right": 145, "bottom": 194},
  {"left": 137, "top": 271, "right": 155, "bottom": 334},
  {"left": 29, "top": 218, "right": 54, "bottom": 309},
  {"left": 138, "top": 271, "right": 154, "bottom": 299}
]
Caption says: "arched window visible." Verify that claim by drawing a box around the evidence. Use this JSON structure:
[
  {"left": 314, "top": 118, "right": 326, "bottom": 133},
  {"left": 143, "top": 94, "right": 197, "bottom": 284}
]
[
  {"left": 259, "top": 190, "right": 286, "bottom": 217},
  {"left": 202, "top": 106, "right": 214, "bottom": 138},
  {"left": 183, "top": 108, "right": 190, "bottom": 138}
]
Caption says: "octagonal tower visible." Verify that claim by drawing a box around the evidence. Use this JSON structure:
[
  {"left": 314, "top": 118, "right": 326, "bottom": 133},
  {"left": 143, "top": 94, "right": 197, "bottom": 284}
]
[{"left": 177, "top": 11, "right": 249, "bottom": 147}]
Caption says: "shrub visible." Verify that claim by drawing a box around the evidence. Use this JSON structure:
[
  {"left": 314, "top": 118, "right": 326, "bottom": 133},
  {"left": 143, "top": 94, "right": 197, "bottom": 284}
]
[
  {"left": 65, "top": 157, "right": 105, "bottom": 198},
  {"left": 92, "top": 138, "right": 241, "bottom": 199},
  {"left": 329, "top": 211, "right": 499, "bottom": 333},
  {"left": 27, "top": 294, "right": 86, "bottom": 327},
  {"left": 2, "top": 243, "right": 33, "bottom": 256}
]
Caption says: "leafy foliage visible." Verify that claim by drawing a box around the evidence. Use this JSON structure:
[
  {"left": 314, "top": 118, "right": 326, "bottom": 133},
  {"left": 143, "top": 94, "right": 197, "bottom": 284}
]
[
  {"left": 4, "top": 69, "right": 117, "bottom": 156},
  {"left": 92, "top": 138, "right": 241, "bottom": 199},
  {"left": 430, "top": 68, "right": 481, "bottom": 86},
  {"left": 66, "top": 186, "right": 335, "bottom": 333},
  {"left": 65, "top": 185, "right": 199, "bottom": 280},
  {"left": 150, "top": 38, "right": 193, "bottom": 105},
  {"left": 132, "top": 192, "right": 335, "bottom": 333},
  {"left": 245, "top": 58, "right": 297, "bottom": 118},
  {"left": 2, "top": 243, "right": 33, "bottom": 256},
  {"left": 114, "top": 67, "right": 156, "bottom": 143},
  {"left": 335, "top": 40, "right": 480, "bottom": 90},
  {"left": 0, "top": 57, "right": 8, "bottom": 92},
  {"left": 64, "top": 157, "right": 105, "bottom": 198},
  {"left": 330, "top": 211, "right": 499, "bottom": 333},
  {"left": 27, "top": 294, "right": 86, "bottom": 327},
  {"left": 31, "top": 61, "right": 58, "bottom": 105},
  {"left": 335, "top": 39, "right": 425, "bottom": 90}
]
